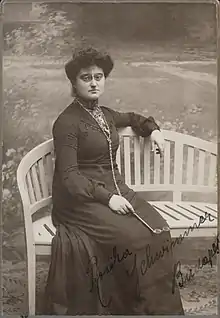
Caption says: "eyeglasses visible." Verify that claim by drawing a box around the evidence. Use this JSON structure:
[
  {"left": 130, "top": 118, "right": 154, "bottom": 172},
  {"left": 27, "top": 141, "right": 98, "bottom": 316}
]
[
  {"left": 79, "top": 73, "right": 104, "bottom": 82},
  {"left": 132, "top": 211, "right": 170, "bottom": 234}
]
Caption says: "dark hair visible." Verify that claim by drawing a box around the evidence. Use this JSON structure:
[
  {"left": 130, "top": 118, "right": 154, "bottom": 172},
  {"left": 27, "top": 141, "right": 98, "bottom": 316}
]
[{"left": 65, "top": 46, "right": 114, "bottom": 84}]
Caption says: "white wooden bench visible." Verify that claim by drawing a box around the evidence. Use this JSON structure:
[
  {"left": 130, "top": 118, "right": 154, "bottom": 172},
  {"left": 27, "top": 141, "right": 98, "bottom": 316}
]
[{"left": 16, "top": 127, "right": 217, "bottom": 314}]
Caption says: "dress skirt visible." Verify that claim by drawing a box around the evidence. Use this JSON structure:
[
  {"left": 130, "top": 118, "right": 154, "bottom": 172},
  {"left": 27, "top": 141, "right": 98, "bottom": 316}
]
[
  {"left": 44, "top": 166, "right": 184, "bottom": 315},
  {"left": 44, "top": 102, "right": 184, "bottom": 315}
]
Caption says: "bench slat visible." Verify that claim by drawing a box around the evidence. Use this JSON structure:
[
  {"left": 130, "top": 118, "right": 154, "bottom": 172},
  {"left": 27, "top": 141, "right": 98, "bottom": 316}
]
[
  {"left": 198, "top": 150, "right": 206, "bottom": 185},
  {"left": 185, "top": 203, "right": 217, "bottom": 220},
  {"left": 167, "top": 202, "right": 217, "bottom": 223},
  {"left": 26, "top": 172, "right": 36, "bottom": 204},
  {"left": 33, "top": 215, "right": 55, "bottom": 245},
  {"left": 124, "top": 137, "right": 131, "bottom": 185},
  {"left": 163, "top": 202, "right": 217, "bottom": 221},
  {"left": 154, "top": 147, "right": 160, "bottom": 184},
  {"left": 208, "top": 154, "right": 217, "bottom": 187},
  {"left": 144, "top": 138, "right": 151, "bottom": 184},
  {"left": 186, "top": 147, "right": 194, "bottom": 185},
  {"left": 203, "top": 204, "right": 218, "bottom": 217},
  {"left": 151, "top": 203, "right": 198, "bottom": 228},
  {"left": 116, "top": 144, "right": 121, "bottom": 174},
  {"left": 45, "top": 154, "right": 54, "bottom": 194},
  {"left": 163, "top": 141, "right": 170, "bottom": 184},
  {"left": 31, "top": 164, "right": 42, "bottom": 201},
  {"left": 134, "top": 137, "right": 141, "bottom": 185},
  {"left": 173, "top": 142, "right": 183, "bottom": 201},
  {"left": 150, "top": 202, "right": 217, "bottom": 228},
  {"left": 38, "top": 158, "right": 49, "bottom": 198}
]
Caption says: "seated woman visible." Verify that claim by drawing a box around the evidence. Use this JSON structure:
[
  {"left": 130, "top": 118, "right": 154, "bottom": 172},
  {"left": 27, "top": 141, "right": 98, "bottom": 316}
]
[{"left": 44, "top": 46, "right": 184, "bottom": 315}]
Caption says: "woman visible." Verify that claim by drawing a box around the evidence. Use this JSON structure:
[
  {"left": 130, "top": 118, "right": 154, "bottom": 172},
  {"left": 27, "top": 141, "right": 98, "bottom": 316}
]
[{"left": 44, "top": 46, "right": 184, "bottom": 315}]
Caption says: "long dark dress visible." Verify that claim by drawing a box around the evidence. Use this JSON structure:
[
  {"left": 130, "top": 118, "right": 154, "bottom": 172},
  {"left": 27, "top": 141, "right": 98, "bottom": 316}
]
[{"left": 44, "top": 99, "right": 184, "bottom": 315}]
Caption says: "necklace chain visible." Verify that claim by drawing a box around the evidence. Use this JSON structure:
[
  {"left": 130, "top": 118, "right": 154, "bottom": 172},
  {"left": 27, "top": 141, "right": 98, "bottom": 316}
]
[
  {"left": 76, "top": 99, "right": 170, "bottom": 234},
  {"left": 77, "top": 99, "right": 122, "bottom": 196}
]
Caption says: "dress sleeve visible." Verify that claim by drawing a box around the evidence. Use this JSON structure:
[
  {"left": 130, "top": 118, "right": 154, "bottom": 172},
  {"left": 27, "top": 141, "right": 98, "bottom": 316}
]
[
  {"left": 106, "top": 107, "right": 160, "bottom": 137},
  {"left": 53, "top": 119, "right": 113, "bottom": 205}
]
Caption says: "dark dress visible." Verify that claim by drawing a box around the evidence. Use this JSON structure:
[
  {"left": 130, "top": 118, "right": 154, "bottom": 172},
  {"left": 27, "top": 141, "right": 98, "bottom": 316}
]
[{"left": 44, "top": 99, "right": 184, "bottom": 315}]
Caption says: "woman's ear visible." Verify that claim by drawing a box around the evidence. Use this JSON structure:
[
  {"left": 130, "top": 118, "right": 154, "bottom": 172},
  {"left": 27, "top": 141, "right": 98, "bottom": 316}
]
[{"left": 71, "top": 83, "right": 77, "bottom": 97}]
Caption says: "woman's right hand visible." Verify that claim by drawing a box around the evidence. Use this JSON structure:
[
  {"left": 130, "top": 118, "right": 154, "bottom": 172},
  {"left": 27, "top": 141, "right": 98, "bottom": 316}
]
[{"left": 108, "top": 195, "right": 135, "bottom": 215}]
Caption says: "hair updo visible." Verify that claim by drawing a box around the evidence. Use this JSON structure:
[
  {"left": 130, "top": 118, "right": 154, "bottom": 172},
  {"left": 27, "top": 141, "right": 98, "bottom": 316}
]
[{"left": 65, "top": 46, "right": 114, "bottom": 85}]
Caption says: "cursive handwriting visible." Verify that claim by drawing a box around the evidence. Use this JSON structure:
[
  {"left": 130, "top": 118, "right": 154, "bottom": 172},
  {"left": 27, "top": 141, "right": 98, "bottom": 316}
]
[
  {"left": 126, "top": 241, "right": 171, "bottom": 278},
  {"left": 172, "top": 233, "right": 219, "bottom": 294},
  {"left": 86, "top": 245, "right": 133, "bottom": 307},
  {"left": 127, "top": 211, "right": 214, "bottom": 278},
  {"left": 86, "top": 212, "right": 215, "bottom": 307},
  {"left": 170, "top": 211, "right": 214, "bottom": 251}
]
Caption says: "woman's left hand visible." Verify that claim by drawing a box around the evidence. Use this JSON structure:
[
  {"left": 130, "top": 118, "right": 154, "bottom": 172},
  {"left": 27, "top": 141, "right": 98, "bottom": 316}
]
[{"left": 150, "top": 130, "right": 165, "bottom": 156}]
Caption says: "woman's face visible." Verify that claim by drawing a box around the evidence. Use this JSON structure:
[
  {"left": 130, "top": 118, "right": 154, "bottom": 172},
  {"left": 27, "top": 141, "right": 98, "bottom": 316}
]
[{"left": 74, "top": 65, "right": 105, "bottom": 100}]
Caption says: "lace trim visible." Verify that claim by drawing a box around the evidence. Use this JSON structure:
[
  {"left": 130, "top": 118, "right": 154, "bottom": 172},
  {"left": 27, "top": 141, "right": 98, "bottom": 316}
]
[{"left": 86, "top": 106, "right": 110, "bottom": 137}]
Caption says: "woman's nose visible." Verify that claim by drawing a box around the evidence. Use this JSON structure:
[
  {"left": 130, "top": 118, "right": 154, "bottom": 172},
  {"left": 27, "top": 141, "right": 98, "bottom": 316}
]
[{"left": 90, "top": 78, "right": 97, "bottom": 87}]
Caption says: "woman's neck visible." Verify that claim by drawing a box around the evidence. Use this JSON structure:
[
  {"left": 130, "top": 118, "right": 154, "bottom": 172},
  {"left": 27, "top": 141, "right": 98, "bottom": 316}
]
[{"left": 75, "top": 95, "right": 98, "bottom": 110}]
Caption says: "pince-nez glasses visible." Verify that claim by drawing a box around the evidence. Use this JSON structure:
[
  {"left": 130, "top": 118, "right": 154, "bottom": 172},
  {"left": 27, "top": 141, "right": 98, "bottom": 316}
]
[{"left": 131, "top": 210, "right": 170, "bottom": 234}]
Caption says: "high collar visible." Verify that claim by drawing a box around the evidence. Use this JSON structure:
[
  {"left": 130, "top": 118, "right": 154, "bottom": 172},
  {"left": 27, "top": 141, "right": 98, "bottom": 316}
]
[{"left": 74, "top": 95, "right": 98, "bottom": 110}]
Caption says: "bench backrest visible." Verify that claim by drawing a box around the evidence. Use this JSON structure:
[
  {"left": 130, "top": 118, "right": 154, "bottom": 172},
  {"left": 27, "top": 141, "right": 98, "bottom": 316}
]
[{"left": 17, "top": 128, "right": 217, "bottom": 218}]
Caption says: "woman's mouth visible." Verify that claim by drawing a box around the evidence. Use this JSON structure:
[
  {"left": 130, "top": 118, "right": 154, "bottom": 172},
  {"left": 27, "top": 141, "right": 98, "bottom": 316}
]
[{"left": 90, "top": 90, "right": 98, "bottom": 93}]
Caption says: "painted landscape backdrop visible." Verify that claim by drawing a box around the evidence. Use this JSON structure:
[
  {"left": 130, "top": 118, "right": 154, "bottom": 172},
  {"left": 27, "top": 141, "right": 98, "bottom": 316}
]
[{"left": 2, "top": 2, "right": 218, "bottom": 315}]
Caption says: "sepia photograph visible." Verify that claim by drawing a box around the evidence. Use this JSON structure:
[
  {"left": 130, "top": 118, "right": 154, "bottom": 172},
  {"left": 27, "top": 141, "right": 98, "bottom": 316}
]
[{"left": 1, "top": 0, "right": 218, "bottom": 316}]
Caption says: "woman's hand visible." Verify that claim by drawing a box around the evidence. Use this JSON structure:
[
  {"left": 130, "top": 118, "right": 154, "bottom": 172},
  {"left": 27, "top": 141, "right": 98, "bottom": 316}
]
[
  {"left": 108, "top": 195, "right": 135, "bottom": 215},
  {"left": 150, "top": 129, "right": 165, "bottom": 155}
]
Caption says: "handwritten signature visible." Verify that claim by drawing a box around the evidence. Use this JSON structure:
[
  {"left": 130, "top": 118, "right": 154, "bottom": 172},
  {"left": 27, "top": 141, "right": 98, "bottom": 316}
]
[
  {"left": 86, "top": 211, "right": 215, "bottom": 307},
  {"left": 86, "top": 245, "right": 133, "bottom": 307},
  {"left": 128, "top": 211, "right": 215, "bottom": 277},
  {"left": 172, "top": 233, "right": 219, "bottom": 294}
]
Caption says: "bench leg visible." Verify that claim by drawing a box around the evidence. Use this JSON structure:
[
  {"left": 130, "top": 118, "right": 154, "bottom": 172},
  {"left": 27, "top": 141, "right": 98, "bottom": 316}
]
[{"left": 27, "top": 243, "right": 36, "bottom": 315}]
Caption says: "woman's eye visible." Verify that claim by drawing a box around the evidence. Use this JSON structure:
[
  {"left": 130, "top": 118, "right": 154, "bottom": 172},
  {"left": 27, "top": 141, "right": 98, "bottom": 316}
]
[
  {"left": 81, "top": 73, "right": 103, "bottom": 82},
  {"left": 81, "top": 75, "right": 91, "bottom": 82},
  {"left": 95, "top": 74, "right": 103, "bottom": 81}
]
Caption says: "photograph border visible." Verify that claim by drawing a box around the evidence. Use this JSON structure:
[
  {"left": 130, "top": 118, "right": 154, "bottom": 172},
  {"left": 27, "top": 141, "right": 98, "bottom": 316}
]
[{"left": 0, "top": 0, "right": 219, "bottom": 317}]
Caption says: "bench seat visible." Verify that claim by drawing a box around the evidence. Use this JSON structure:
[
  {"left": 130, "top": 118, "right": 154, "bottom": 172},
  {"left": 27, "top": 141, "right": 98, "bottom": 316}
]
[
  {"left": 17, "top": 128, "right": 217, "bottom": 314},
  {"left": 33, "top": 201, "right": 217, "bottom": 255}
]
